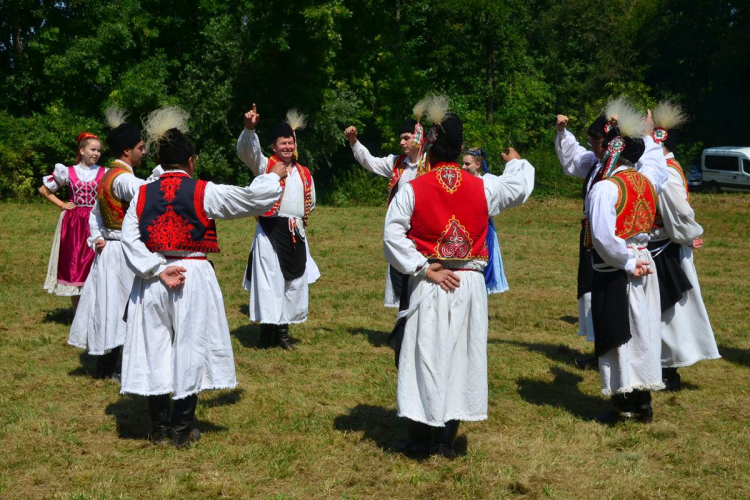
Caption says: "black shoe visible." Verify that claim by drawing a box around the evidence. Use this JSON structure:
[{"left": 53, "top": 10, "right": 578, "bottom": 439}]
[
  {"left": 430, "top": 420, "right": 459, "bottom": 459},
  {"left": 662, "top": 368, "right": 681, "bottom": 391},
  {"left": 148, "top": 426, "right": 171, "bottom": 444},
  {"left": 171, "top": 395, "right": 199, "bottom": 449},
  {"left": 594, "top": 410, "right": 623, "bottom": 424},
  {"left": 637, "top": 405, "right": 654, "bottom": 424},
  {"left": 574, "top": 356, "right": 598, "bottom": 370},
  {"left": 395, "top": 419, "right": 431, "bottom": 455},
  {"left": 274, "top": 325, "right": 296, "bottom": 351},
  {"left": 258, "top": 324, "right": 274, "bottom": 349},
  {"left": 395, "top": 439, "right": 431, "bottom": 455},
  {"left": 148, "top": 394, "right": 171, "bottom": 444},
  {"left": 430, "top": 443, "right": 457, "bottom": 459}
]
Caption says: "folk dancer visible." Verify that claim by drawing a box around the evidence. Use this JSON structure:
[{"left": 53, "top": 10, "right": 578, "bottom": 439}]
[
  {"left": 121, "top": 107, "right": 286, "bottom": 448},
  {"left": 344, "top": 117, "right": 425, "bottom": 308},
  {"left": 649, "top": 101, "right": 720, "bottom": 390},
  {"left": 68, "top": 107, "right": 146, "bottom": 380},
  {"left": 237, "top": 104, "right": 320, "bottom": 350},
  {"left": 384, "top": 96, "right": 535, "bottom": 458},
  {"left": 587, "top": 97, "right": 669, "bottom": 424}
]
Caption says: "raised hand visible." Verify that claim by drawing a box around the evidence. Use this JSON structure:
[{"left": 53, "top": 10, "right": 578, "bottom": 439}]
[
  {"left": 244, "top": 103, "right": 260, "bottom": 130},
  {"left": 556, "top": 114, "right": 569, "bottom": 132},
  {"left": 344, "top": 126, "right": 358, "bottom": 146},
  {"left": 426, "top": 262, "right": 461, "bottom": 292},
  {"left": 501, "top": 147, "right": 521, "bottom": 163},
  {"left": 159, "top": 266, "right": 187, "bottom": 290},
  {"left": 269, "top": 161, "right": 289, "bottom": 180}
]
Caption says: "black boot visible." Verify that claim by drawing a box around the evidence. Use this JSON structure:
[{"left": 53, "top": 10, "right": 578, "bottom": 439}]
[
  {"left": 430, "top": 420, "right": 460, "bottom": 459},
  {"left": 596, "top": 392, "right": 637, "bottom": 424},
  {"left": 95, "top": 346, "right": 122, "bottom": 380},
  {"left": 635, "top": 390, "right": 653, "bottom": 423},
  {"left": 574, "top": 355, "right": 599, "bottom": 370},
  {"left": 274, "top": 324, "right": 296, "bottom": 351},
  {"left": 147, "top": 394, "right": 171, "bottom": 444},
  {"left": 171, "top": 395, "right": 200, "bottom": 449},
  {"left": 395, "top": 419, "right": 432, "bottom": 455},
  {"left": 258, "top": 324, "right": 274, "bottom": 349},
  {"left": 662, "top": 367, "right": 681, "bottom": 391}
]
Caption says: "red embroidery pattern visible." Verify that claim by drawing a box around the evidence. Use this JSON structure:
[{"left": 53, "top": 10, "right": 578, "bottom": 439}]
[
  {"left": 387, "top": 154, "right": 409, "bottom": 205},
  {"left": 193, "top": 179, "right": 211, "bottom": 228},
  {"left": 610, "top": 169, "right": 658, "bottom": 241},
  {"left": 436, "top": 167, "right": 462, "bottom": 194},
  {"left": 145, "top": 206, "right": 195, "bottom": 252},
  {"left": 160, "top": 175, "right": 183, "bottom": 203},
  {"left": 97, "top": 165, "right": 130, "bottom": 230},
  {"left": 136, "top": 184, "right": 147, "bottom": 219},
  {"left": 435, "top": 216, "right": 473, "bottom": 259},
  {"left": 263, "top": 155, "right": 314, "bottom": 226}
]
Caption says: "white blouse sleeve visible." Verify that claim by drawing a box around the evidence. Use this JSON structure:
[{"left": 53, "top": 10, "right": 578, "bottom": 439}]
[
  {"left": 589, "top": 181, "right": 636, "bottom": 274},
  {"left": 350, "top": 141, "right": 396, "bottom": 178},
  {"left": 555, "top": 130, "right": 598, "bottom": 179},
  {"left": 659, "top": 168, "right": 704, "bottom": 243},
  {"left": 146, "top": 165, "right": 164, "bottom": 183},
  {"left": 236, "top": 129, "right": 269, "bottom": 176},
  {"left": 42, "top": 163, "right": 70, "bottom": 192},
  {"left": 636, "top": 136, "right": 669, "bottom": 194},
  {"left": 202, "top": 173, "right": 282, "bottom": 220},
  {"left": 87, "top": 201, "right": 105, "bottom": 248},
  {"left": 113, "top": 173, "right": 146, "bottom": 202},
  {"left": 383, "top": 183, "right": 428, "bottom": 275},
  {"left": 121, "top": 189, "right": 168, "bottom": 279},
  {"left": 482, "top": 158, "right": 535, "bottom": 216}
]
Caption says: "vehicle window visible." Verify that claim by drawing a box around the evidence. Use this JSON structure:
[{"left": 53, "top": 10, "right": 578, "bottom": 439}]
[
  {"left": 744, "top": 159, "right": 750, "bottom": 174},
  {"left": 705, "top": 155, "right": 739, "bottom": 172}
]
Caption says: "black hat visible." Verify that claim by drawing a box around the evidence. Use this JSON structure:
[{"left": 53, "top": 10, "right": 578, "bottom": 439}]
[
  {"left": 587, "top": 115, "right": 608, "bottom": 139},
  {"left": 158, "top": 128, "right": 194, "bottom": 165},
  {"left": 400, "top": 118, "right": 418, "bottom": 135},
  {"left": 106, "top": 123, "right": 142, "bottom": 158},
  {"left": 430, "top": 113, "right": 463, "bottom": 163},
  {"left": 270, "top": 122, "right": 295, "bottom": 144}
]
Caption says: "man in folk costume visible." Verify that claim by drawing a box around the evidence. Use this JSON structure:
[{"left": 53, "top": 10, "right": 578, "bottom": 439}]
[
  {"left": 587, "top": 98, "right": 669, "bottom": 424},
  {"left": 649, "top": 101, "right": 720, "bottom": 390},
  {"left": 344, "top": 111, "right": 426, "bottom": 309},
  {"left": 237, "top": 104, "right": 320, "bottom": 350},
  {"left": 384, "top": 96, "right": 535, "bottom": 458},
  {"left": 555, "top": 113, "right": 666, "bottom": 369},
  {"left": 121, "top": 107, "right": 286, "bottom": 448},
  {"left": 69, "top": 107, "right": 146, "bottom": 380}
]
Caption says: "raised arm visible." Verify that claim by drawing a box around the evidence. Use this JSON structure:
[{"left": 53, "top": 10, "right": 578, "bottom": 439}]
[
  {"left": 203, "top": 171, "right": 284, "bottom": 220},
  {"left": 483, "top": 148, "right": 535, "bottom": 217},
  {"left": 635, "top": 136, "right": 668, "bottom": 194},
  {"left": 555, "top": 116, "right": 598, "bottom": 179},
  {"left": 345, "top": 126, "right": 397, "bottom": 178},
  {"left": 236, "top": 103, "right": 269, "bottom": 176}
]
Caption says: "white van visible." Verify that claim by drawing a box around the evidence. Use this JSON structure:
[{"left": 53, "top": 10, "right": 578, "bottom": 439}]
[{"left": 701, "top": 147, "right": 750, "bottom": 193}]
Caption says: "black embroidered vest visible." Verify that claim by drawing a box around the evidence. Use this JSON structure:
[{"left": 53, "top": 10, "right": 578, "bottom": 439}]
[{"left": 136, "top": 171, "right": 220, "bottom": 253}]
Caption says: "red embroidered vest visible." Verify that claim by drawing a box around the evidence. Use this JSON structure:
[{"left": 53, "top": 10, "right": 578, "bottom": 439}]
[
  {"left": 387, "top": 154, "right": 409, "bottom": 205},
  {"left": 262, "top": 155, "right": 314, "bottom": 226},
  {"left": 408, "top": 164, "right": 489, "bottom": 260},
  {"left": 97, "top": 162, "right": 132, "bottom": 230},
  {"left": 136, "top": 171, "right": 220, "bottom": 253}
]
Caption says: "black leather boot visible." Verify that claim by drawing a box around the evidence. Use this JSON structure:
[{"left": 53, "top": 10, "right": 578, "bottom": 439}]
[
  {"left": 95, "top": 346, "right": 122, "bottom": 380},
  {"left": 147, "top": 394, "right": 171, "bottom": 444},
  {"left": 274, "top": 324, "right": 296, "bottom": 351},
  {"left": 662, "top": 367, "right": 681, "bottom": 391},
  {"left": 395, "top": 419, "right": 432, "bottom": 455},
  {"left": 258, "top": 324, "right": 274, "bottom": 349},
  {"left": 171, "top": 395, "right": 200, "bottom": 449},
  {"left": 596, "top": 392, "right": 636, "bottom": 424},
  {"left": 430, "top": 420, "right": 460, "bottom": 459},
  {"left": 635, "top": 390, "right": 653, "bottom": 423}
]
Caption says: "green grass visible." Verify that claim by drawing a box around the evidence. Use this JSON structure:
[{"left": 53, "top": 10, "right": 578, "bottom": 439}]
[{"left": 0, "top": 193, "right": 749, "bottom": 499}]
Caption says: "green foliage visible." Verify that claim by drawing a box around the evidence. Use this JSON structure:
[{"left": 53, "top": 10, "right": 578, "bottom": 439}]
[{"left": 0, "top": 0, "right": 747, "bottom": 201}]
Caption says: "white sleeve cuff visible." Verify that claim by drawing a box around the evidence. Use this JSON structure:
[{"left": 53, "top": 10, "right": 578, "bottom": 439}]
[{"left": 624, "top": 258, "right": 636, "bottom": 275}]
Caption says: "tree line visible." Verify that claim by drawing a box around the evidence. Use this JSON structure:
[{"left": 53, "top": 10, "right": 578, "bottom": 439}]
[{"left": 1, "top": 0, "right": 747, "bottom": 202}]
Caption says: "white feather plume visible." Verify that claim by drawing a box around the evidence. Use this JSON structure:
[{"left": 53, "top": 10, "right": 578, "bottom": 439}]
[
  {"left": 605, "top": 96, "right": 645, "bottom": 138},
  {"left": 105, "top": 105, "right": 128, "bottom": 129},
  {"left": 142, "top": 106, "right": 190, "bottom": 151},
  {"left": 426, "top": 94, "right": 450, "bottom": 126},
  {"left": 285, "top": 109, "right": 307, "bottom": 131},
  {"left": 412, "top": 97, "right": 430, "bottom": 121},
  {"left": 652, "top": 101, "right": 687, "bottom": 131}
]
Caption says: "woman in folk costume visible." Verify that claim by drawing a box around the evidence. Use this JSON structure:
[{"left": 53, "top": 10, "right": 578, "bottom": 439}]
[
  {"left": 120, "top": 107, "right": 286, "bottom": 448},
  {"left": 344, "top": 114, "right": 426, "bottom": 308},
  {"left": 587, "top": 97, "right": 669, "bottom": 424},
  {"left": 237, "top": 104, "right": 320, "bottom": 350},
  {"left": 649, "top": 101, "right": 720, "bottom": 390},
  {"left": 68, "top": 107, "right": 146, "bottom": 380},
  {"left": 384, "top": 95, "right": 535, "bottom": 458},
  {"left": 41, "top": 132, "right": 105, "bottom": 311},
  {"left": 461, "top": 148, "right": 510, "bottom": 294}
]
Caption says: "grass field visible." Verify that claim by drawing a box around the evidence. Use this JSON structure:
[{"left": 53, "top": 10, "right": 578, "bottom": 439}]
[{"left": 1, "top": 194, "right": 749, "bottom": 500}]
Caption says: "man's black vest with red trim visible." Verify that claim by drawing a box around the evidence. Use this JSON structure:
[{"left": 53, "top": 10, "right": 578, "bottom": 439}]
[{"left": 136, "top": 171, "right": 220, "bottom": 253}]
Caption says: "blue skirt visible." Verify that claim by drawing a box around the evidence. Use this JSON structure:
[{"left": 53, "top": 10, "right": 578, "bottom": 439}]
[{"left": 485, "top": 219, "right": 509, "bottom": 294}]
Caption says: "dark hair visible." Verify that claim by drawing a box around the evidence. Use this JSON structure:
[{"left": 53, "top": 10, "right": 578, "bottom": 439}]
[
  {"left": 663, "top": 129, "right": 678, "bottom": 152},
  {"left": 158, "top": 128, "right": 194, "bottom": 166},
  {"left": 429, "top": 114, "right": 463, "bottom": 163},
  {"left": 270, "top": 122, "right": 295, "bottom": 144},
  {"left": 604, "top": 127, "right": 645, "bottom": 164}
]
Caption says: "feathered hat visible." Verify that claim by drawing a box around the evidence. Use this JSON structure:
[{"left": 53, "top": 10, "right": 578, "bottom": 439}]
[
  {"left": 270, "top": 109, "right": 307, "bottom": 160},
  {"left": 411, "top": 94, "right": 461, "bottom": 167},
  {"left": 105, "top": 105, "right": 141, "bottom": 158},
  {"left": 651, "top": 101, "right": 687, "bottom": 151},
  {"left": 602, "top": 97, "right": 647, "bottom": 177},
  {"left": 142, "top": 106, "right": 193, "bottom": 165}
]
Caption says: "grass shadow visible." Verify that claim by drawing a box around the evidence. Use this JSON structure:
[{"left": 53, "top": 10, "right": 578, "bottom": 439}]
[
  {"left": 492, "top": 339, "right": 592, "bottom": 366},
  {"left": 105, "top": 395, "right": 228, "bottom": 440},
  {"left": 333, "top": 404, "right": 468, "bottom": 459},
  {"left": 201, "top": 388, "right": 244, "bottom": 408},
  {"left": 559, "top": 315, "right": 578, "bottom": 325},
  {"left": 67, "top": 352, "right": 96, "bottom": 378},
  {"left": 717, "top": 345, "right": 750, "bottom": 369},
  {"left": 516, "top": 366, "right": 609, "bottom": 420},
  {"left": 239, "top": 303, "right": 249, "bottom": 316},
  {"left": 43, "top": 307, "right": 74, "bottom": 325},
  {"left": 347, "top": 327, "right": 390, "bottom": 348},
  {"left": 231, "top": 323, "right": 261, "bottom": 349}
]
